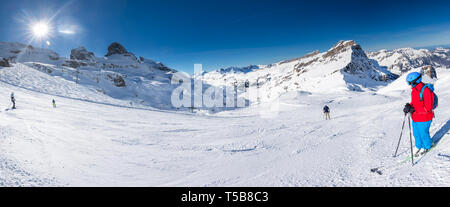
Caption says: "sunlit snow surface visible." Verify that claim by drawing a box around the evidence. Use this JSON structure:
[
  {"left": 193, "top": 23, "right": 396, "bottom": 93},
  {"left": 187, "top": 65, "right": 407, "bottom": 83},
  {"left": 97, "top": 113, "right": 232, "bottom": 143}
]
[{"left": 1, "top": 62, "right": 449, "bottom": 186}]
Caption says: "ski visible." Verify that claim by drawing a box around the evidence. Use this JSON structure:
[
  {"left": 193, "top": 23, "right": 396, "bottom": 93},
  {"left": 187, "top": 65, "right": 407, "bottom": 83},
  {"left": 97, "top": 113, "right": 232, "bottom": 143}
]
[
  {"left": 371, "top": 142, "right": 442, "bottom": 175},
  {"left": 370, "top": 154, "right": 413, "bottom": 175},
  {"left": 412, "top": 144, "right": 439, "bottom": 165}
]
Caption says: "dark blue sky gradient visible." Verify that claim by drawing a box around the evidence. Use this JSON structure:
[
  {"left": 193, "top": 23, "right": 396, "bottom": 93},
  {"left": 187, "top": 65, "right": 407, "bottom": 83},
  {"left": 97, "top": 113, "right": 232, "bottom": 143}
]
[{"left": 1, "top": 0, "right": 450, "bottom": 73}]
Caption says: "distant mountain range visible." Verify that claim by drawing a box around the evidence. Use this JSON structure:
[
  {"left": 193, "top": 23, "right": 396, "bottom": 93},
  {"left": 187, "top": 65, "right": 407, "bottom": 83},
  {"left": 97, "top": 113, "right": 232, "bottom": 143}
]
[
  {"left": 0, "top": 40, "right": 448, "bottom": 109},
  {"left": 367, "top": 47, "right": 450, "bottom": 75}
]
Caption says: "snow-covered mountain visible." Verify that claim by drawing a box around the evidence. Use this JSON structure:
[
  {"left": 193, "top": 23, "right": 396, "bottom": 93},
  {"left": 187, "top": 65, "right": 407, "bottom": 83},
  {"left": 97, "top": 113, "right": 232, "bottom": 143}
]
[
  {"left": 368, "top": 47, "right": 450, "bottom": 75},
  {"left": 215, "top": 65, "right": 261, "bottom": 74},
  {"left": 0, "top": 42, "right": 62, "bottom": 65},
  {"left": 0, "top": 42, "right": 178, "bottom": 109},
  {"left": 202, "top": 40, "right": 398, "bottom": 103},
  {"left": 1, "top": 40, "right": 450, "bottom": 187},
  {"left": 1, "top": 40, "right": 448, "bottom": 110},
  {"left": 1, "top": 64, "right": 449, "bottom": 186}
]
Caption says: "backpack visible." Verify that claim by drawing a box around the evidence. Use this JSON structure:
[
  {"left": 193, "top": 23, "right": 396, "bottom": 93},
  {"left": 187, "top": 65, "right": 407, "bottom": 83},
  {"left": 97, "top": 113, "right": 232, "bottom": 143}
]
[{"left": 420, "top": 84, "right": 438, "bottom": 109}]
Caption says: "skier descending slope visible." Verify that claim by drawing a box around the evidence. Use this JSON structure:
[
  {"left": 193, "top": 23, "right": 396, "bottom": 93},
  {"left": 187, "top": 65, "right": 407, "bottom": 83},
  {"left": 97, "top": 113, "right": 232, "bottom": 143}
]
[
  {"left": 10, "top": 92, "right": 16, "bottom": 109},
  {"left": 52, "top": 99, "right": 56, "bottom": 108},
  {"left": 323, "top": 105, "right": 331, "bottom": 120},
  {"left": 403, "top": 72, "right": 437, "bottom": 157}
]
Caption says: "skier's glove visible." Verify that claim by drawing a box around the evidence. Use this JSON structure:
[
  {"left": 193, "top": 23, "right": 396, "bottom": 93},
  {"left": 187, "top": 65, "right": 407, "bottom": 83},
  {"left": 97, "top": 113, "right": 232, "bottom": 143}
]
[{"left": 403, "top": 103, "right": 415, "bottom": 114}]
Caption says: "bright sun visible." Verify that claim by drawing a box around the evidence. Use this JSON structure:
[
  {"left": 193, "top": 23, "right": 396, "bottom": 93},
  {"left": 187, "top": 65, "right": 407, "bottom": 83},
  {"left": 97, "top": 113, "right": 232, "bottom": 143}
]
[{"left": 32, "top": 22, "right": 49, "bottom": 38}]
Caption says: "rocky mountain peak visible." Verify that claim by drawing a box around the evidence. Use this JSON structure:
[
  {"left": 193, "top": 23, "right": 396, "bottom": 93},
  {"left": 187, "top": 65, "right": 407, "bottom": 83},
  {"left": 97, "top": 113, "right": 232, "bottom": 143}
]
[
  {"left": 106, "top": 42, "right": 127, "bottom": 55},
  {"left": 105, "top": 42, "right": 137, "bottom": 61},
  {"left": 70, "top": 46, "right": 95, "bottom": 61},
  {"left": 421, "top": 65, "right": 437, "bottom": 79},
  {"left": 323, "top": 40, "right": 359, "bottom": 59},
  {"left": 106, "top": 42, "right": 131, "bottom": 56},
  {"left": 0, "top": 57, "right": 11, "bottom": 67}
]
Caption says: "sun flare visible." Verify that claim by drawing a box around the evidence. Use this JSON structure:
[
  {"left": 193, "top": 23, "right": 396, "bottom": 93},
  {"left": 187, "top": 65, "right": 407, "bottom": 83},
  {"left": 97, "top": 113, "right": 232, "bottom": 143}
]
[{"left": 32, "top": 21, "right": 50, "bottom": 38}]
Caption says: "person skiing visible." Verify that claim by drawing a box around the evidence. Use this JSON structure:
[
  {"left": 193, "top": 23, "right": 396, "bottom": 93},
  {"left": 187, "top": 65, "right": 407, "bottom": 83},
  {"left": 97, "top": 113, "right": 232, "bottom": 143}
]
[
  {"left": 10, "top": 92, "right": 16, "bottom": 109},
  {"left": 323, "top": 105, "right": 330, "bottom": 120},
  {"left": 403, "top": 72, "right": 435, "bottom": 157},
  {"left": 52, "top": 99, "right": 56, "bottom": 108}
]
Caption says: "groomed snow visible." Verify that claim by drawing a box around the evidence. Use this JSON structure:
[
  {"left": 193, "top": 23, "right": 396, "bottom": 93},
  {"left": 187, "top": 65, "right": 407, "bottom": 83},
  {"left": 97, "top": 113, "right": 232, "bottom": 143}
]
[{"left": 1, "top": 63, "right": 449, "bottom": 186}]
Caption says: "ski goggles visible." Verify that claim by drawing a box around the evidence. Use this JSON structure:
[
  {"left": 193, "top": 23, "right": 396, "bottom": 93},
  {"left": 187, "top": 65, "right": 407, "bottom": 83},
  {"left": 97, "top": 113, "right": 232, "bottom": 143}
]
[{"left": 408, "top": 74, "right": 422, "bottom": 86}]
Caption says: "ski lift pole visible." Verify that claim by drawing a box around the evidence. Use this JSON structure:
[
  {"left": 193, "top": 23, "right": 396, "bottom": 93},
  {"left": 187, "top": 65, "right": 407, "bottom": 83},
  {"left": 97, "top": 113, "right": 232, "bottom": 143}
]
[
  {"left": 408, "top": 115, "right": 414, "bottom": 166},
  {"left": 393, "top": 113, "right": 407, "bottom": 157}
]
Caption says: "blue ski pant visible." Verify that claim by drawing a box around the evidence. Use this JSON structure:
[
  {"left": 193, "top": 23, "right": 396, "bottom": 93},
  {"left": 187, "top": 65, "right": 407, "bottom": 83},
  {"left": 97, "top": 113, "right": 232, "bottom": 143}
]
[{"left": 412, "top": 120, "right": 433, "bottom": 150}]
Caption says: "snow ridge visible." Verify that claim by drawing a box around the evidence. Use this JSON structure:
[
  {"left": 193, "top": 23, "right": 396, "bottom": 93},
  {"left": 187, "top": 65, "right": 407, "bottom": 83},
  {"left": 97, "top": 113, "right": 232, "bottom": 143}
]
[
  {"left": 202, "top": 40, "right": 397, "bottom": 102},
  {"left": 368, "top": 47, "right": 450, "bottom": 75}
]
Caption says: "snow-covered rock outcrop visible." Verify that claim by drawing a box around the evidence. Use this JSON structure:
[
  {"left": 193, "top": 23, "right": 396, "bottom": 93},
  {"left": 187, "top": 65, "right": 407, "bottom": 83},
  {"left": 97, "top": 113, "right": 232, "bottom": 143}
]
[
  {"left": 0, "top": 57, "right": 11, "bottom": 67},
  {"left": 105, "top": 42, "right": 137, "bottom": 61},
  {"left": 0, "top": 42, "right": 62, "bottom": 65},
  {"left": 421, "top": 65, "right": 438, "bottom": 79},
  {"left": 0, "top": 42, "right": 179, "bottom": 110},
  {"left": 368, "top": 47, "right": 450, "bottom": 75},
  {"left": 70, "top": 46, "right": 95, "bottom": 61}
]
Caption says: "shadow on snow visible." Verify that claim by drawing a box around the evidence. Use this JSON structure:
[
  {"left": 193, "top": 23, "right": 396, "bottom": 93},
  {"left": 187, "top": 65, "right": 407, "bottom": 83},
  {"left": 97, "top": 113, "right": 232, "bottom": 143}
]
[{"left": 432, "top": 119, "right": 450, "bottom": 145}]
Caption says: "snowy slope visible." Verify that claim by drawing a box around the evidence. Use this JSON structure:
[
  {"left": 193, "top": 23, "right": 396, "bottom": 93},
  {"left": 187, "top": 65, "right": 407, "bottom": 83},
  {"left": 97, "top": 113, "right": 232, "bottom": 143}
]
[
  {"left": 368, "top": 47, "right": 450, "bottom": 75},
  {"left": 1, "top": 61, "right": 449, "bottom": 186},
  {"left": 0, "top": 42, "right": 179, "bottom": 110},
  {"left": 1, "top": 40, "right": 449, "bottom": 186},
  {"left": 0, "top": 63, "right": 127, "bottom": 104}
]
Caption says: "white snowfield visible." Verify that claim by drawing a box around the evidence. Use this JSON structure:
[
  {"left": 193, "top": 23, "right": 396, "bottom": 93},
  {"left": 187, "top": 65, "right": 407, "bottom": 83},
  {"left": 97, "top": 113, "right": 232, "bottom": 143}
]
[{"left": 1, "top": 61, "right": 449, "bottom": 186}]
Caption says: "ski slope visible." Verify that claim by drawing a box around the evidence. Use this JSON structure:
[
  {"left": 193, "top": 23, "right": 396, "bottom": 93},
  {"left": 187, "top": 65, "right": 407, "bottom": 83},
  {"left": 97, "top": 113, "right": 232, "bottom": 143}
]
[{"left": 0, "top": 64, "right": 449, "bottom": 186}]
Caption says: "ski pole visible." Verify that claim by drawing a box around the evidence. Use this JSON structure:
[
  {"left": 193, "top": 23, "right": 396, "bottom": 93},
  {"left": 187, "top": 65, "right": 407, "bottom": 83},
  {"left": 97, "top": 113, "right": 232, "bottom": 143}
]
[
  {"left": 393, "top": 113, "right": 407, "bottom": 157},
  {"left": 408, "top": 115, "right": 414, "bottom": 166}
]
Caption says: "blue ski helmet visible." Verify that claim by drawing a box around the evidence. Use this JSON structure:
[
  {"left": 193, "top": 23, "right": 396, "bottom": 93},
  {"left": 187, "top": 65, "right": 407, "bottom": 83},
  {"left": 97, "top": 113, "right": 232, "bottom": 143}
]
[{"left": 406, "top": 72, "right": 422, "bottom": 87}]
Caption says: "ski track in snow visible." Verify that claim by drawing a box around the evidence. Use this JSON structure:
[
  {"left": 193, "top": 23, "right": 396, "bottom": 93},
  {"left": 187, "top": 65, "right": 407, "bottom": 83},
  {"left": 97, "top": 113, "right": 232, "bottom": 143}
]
[{"left": 0, "top": 65, "right": 449, "bottom": 186}]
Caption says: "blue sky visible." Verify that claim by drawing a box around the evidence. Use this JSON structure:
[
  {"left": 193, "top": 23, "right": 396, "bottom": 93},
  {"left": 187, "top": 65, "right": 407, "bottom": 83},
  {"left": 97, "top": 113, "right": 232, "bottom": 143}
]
[{"left": 1, "top": 0, "right": 450, "bottom": 73}]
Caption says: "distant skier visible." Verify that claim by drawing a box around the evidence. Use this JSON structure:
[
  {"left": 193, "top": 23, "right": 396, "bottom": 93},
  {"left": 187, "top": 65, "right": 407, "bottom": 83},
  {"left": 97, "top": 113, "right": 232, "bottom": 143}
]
[
  {"left": 52, "top": 99, "right": 56, "bottom": 108},
  {"left": 323, "top": 105, "right": 330, "bottom": 120},
  {"left": 403, "top": 72, "right": 437, "bottom": 157},
  {"left": 10, "top": 92, "right": 16, "bottom": 109}
]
